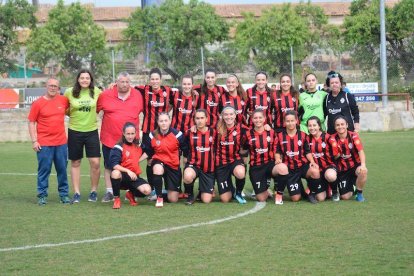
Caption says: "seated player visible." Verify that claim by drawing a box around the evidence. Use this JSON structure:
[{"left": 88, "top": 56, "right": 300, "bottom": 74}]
[
  {"left": 330, "top": 116, "right": 368, "bottom": 202},
  {"left": 109, "top": 122, "right": 152, "bottom": 209},
  {"left": 275, "top": 110, "right": 321, "bottom": 204},
  {"left": 244, "top": 109, "right": 289, "bottom": 202},
  {"left": 143, "top": 112, "right": 188, "bottom": 207},
  {"left": 182, "top": 109, "right": 216, "bottom": 205},
  {"left": 215, "top": 106, "right": 248, "bottom": 204},
  {"left": 306, "top": 116, "right": 339, "bottom": 202}
]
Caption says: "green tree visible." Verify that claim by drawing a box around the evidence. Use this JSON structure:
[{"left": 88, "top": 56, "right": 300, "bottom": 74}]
[
  {"left": 122, "top": 0, "right": 229, "bottom": 82},
  {"left": 26, "top": 0, "right": 109, "bottom": 79},
  {"left": 344, "top": 0, "right": 414, "bottom": 80},
  {"left": 234, "top": 2, "right": 328, "bottom": 77},
  {"left": 0, "top": 0, "right": 36, "bottom": 73}
]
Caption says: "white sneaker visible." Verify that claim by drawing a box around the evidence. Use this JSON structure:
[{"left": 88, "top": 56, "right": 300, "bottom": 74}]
[
  {"left": 275, "top": 193, "right": 283, "bottom": 205},
  {"left": 332, "top": 194, "right": 340, "bottom": 202},
  {"left": 155, "top": 197, "right": 164, "bottom": 208}
]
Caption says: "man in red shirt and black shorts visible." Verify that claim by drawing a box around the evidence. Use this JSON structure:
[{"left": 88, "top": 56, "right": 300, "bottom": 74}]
[{"left": 97, "top": 72, "right": 144, "bottom": 202}]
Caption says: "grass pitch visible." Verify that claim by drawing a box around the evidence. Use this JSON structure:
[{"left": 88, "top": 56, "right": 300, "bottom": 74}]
[{"left": 0, "top": 131, "right": 413, "bottom": 275}]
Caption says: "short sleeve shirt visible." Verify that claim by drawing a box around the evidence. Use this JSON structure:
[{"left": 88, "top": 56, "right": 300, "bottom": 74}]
[
  {"left": 28, "top": 95, "right": 69, "bottom": 146},
  {"left": 64, "top": 87, "right": 101, "bottom": 132}
]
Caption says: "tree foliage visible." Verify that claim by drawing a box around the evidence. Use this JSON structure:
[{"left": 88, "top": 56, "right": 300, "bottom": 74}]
[
  {"left": 0, "top": 0, "right": 36, "bottom": 73},
  {"left": 233, "top": 2, "right": 328, "bottom": 77},
  {"left": 344, "top": 0, "right": 414, "bottom": 79},
  {"left": 122, "top": 0, "right": 229, "bottom": 81},
  {"left": 26, "top": 0, "right": 109, "bottom": 78}
]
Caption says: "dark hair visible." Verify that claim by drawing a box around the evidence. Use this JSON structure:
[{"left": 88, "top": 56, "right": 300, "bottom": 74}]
[
  {"left": 227, "top": 74, "right": 247, "bottom": 101},
  {"left": 149, "top": 68, "right": 162, "bottom": 78},
  {"left": 193, "top": 108, "right": 208, "bottom": 125},
  {"left": 72, "top": 69, "right": 95, "bottom": 99},
  {"left": 276, "top": 73, "right": 299, "bottom": 100},
  {"left": 325, "top": 71, "right": 343, "bottom": 87},
  {"left": 284, "top": 110, "right": 298, "bottom": 119},
  {"left": 304, "top": 73, "right": 317, "bottom": 82},
  {"left": 334, "top": 115, "right": 348, "bottom": 125},
  {"left": 307, "top": 116, "right": 322, "bottom": 128},
  {"left": 117, "top": 122, "right": 140, "bottom": 145},
  {"left": 201, "top": 69, "right": 216, "bottom": 96},
  {"left": 253, "top": 71, "right": 272, "bottom": 94},
  {"left": 194, "top": 108, "right": 208, "bottom": 117}
]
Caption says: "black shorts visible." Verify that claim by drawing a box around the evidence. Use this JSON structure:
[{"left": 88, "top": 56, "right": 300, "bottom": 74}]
[
  {"left": 249, "top": 162, "right": 274, "bottom": 194},
  {"left": 287, "top": 164, "right": 310, "bottom": 196},
  {"left": 120, "top": 172, "right": 148, "bottom": 190},
  {"left": 184, "top": 164, "right": 215, "bottom": 194},
  {"left": 338, "top": 165, "right": 359, "bottom": 195},
  {"left": 68, "top": 129, "right": 101, "bottom": 160},
  {"left": 102, "top": 144, "right": 112, "bottom": 169},
  {"left": 215, "top": 159, "right": 244, "bottom": 195},
  {"left": 152, "top": 159, "right": 182, "bottom": 192}
]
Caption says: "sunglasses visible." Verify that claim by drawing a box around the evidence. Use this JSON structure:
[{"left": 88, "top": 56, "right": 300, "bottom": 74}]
[{"left": 328, "top": 73, "right": 339, "bottom": 78}]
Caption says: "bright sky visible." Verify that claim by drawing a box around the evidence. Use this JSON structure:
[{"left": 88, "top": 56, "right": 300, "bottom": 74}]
[{"left": 38, "top": 0, "right": 351, "bottom": 7}]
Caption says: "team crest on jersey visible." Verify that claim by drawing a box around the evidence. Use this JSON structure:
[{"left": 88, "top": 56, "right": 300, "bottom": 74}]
[
  {"left": 233, "top": 131, "right": 238, "bottom": 136},
  {"left": 340, "top": 98, "right": 345, "bottom": 103},
  {"left": 297, "top": 140, "right": 302, "bottom": 146},
  {"left": 156, "top": 140, "right": 161, "bottom": 145},
  {"left": 125, "top": 150, "right": 130, "bottom": 157},
  {"left": 209, "top": 136, "right": 213, "bottom": 143},
  {"left": 241, "top": 100, "right": 245, "bottom": 105},
  {"left": 348, "top": 143, "right": 353, "bottom": 149},
  {"left": 322, "top": 142, "right": 326, "bottom": 148},
  {"left": 266, "top": 136, "right": 271, "bottom": 142},
  {"left": 267, "top": 96, "right": 270, "bottom": 102},
  {"left": 292, "top": 98, "right": 296, "bottom": 102},
  {"left": 163, "top": 91, "right": 167, "bottom": 97}
]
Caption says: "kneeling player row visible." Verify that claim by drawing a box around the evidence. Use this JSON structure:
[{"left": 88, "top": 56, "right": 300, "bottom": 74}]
[{"left": 110, "top": 107, "right": 368, "bottom": 208}]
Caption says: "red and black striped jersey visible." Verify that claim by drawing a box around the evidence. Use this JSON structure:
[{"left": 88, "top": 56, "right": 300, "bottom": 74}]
[
  {"left": 272, "top": 92, "right": 299, "bottom": 129},
  {"left": 184, "top": 127, "right": 216, "bottom": 173},
  {"left": 194, "top": 84, "right": 224, "bottom": 128},
  {"left": 244, "top": 128, "right": 277, "bottom": 167},
  {"left": 135, "top": 85, "right": 173, "bottom": 133},
  {"left": 171, "top": 91, "right": 195, "bottom": 133},
  {"left": 216, "top": 124, "right": 248, "bottom": 166},
  {"left": 330, "top": 131, "right": 363, "bottom": 172},
  {"left": 143, "top": 127, "right": 187, "bottom": 170},
  {"left": 276, "top": 130, "right": 310, "bottom": 170},
  {"left": 220, "top": 92, "right": 247, "bottom": 125},
  {"left": 306, "top": 132, "right": 338, "bottom": 171},
  {"left": 245, "top": 87, "right": 272, "bottom": 126}
]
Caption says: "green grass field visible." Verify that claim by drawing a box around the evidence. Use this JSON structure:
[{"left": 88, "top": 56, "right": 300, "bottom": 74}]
[{"left": 1, "top": 131, "right": 413, "bottom": 275}]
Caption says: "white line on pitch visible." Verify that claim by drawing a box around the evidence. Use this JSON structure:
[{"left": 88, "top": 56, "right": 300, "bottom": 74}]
[
  {"left": 0, "top": 202, "right": 266, "bottom": 252},
  {"left": 0, "top": 172, "right": 101, "bottom": 177}
]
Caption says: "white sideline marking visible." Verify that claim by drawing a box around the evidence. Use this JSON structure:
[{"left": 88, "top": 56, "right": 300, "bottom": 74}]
[
  {"left": 0, "top": 172, "right": 99, "bottom": 177},
  {"left": 0, "top": 202, "right": 266, "bottom": 252}
]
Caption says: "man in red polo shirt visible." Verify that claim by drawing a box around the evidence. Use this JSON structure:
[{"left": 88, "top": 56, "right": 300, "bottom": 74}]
[
  {"left": 28, "top": 77, "right": 71, "bottom": 205},
  {"left": 97, "top": 72, "right": 144, "bottom": 202}
]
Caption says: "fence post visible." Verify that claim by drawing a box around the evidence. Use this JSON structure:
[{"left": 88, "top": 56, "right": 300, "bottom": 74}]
[
  {"left": 111, "top": 49, "right": 115, "bottom": 83},
  {"left": 380, "top": 0, "right": 388, "bottom": 107},
  {"left": 201, "top": 47, "right": 205, "bottom": 77},
  {"left": 290, "top": 46, "right": 294, "bottom": 85}
]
